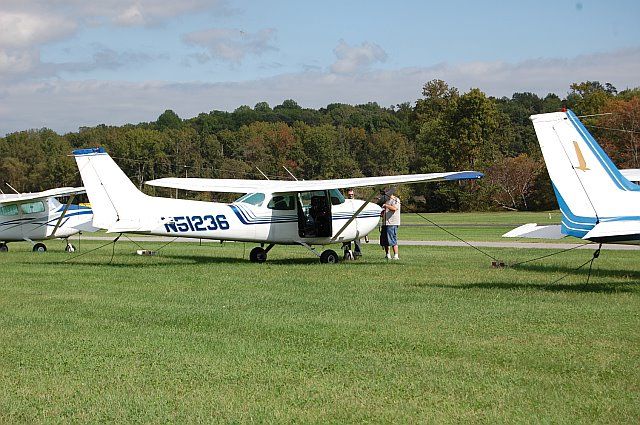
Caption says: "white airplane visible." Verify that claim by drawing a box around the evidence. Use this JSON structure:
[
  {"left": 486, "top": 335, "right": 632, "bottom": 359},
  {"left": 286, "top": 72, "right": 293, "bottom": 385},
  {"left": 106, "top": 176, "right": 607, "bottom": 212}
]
[
  {"left": 0, "top": 187, "right": 96, "bottom": 252},
  {"left": 73, "top": 147, "right": 483, "bottom": 262},
  {"left": 504, "top": 109, "right": 640, "bottom": 245}
]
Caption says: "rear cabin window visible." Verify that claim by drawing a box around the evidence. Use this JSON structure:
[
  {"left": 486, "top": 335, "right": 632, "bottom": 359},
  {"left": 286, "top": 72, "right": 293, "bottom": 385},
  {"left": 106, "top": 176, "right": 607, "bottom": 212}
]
[
  {"left": 0, "top": 204, "right": 18, "bottom": 216},
  {"left": 20, "top": 201, "right": 45, "bottom": 214},
  {"left": 236, "top": 193, "right": 265, "bottom": 206},
  {"left": 267, "top": 195, "right": 296, "bottom": 210}
]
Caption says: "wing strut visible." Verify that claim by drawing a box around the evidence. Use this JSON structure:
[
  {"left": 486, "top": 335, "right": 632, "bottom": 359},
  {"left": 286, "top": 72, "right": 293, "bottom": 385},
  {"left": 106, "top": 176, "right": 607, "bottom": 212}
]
[
  {"left": 51, "top": 194, "right": 75, "bottom": 238},
  {"left": 331, "top": 187, "right": 386, "bottom": 241}
]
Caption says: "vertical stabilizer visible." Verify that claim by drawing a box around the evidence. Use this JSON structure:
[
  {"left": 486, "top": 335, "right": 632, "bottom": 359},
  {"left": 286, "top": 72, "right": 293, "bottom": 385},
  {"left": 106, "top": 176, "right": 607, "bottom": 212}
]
[
  {"left": 531, "top": 110, "right": 640, "bottom": 238},
  {"left": 73, "top": 148, "right": 148, "bottom": 230}
]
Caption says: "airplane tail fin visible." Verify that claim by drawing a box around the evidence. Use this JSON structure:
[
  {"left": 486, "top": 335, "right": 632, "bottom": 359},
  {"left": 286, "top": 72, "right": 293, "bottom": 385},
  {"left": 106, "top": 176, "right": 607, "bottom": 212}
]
[
  {"left": 531, "top": 110, "right": 640, "bottom": 238},
  {"left": 72, "top": 148, "right": 149, "bottom": 231}
]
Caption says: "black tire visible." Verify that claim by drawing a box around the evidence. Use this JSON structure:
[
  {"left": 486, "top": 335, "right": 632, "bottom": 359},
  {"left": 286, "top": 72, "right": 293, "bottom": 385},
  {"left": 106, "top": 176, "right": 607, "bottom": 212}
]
[
  {"left": 65, "top": 244, "right": 75, "bottom": 253},
  {"left": 320, "top": 249, "right": 339, "bottom": 264},
  {"left": 343, "top": 250, "right": 354, "bottom": 261},
  {"left": 0, "top": 244, "right": 8, "bottom": 252},
  {"left": 33, "top": 243, "right": 47, "bottom": 252},
  {"left": 249, "top": 247, "right": 267, "bottom": 263}
]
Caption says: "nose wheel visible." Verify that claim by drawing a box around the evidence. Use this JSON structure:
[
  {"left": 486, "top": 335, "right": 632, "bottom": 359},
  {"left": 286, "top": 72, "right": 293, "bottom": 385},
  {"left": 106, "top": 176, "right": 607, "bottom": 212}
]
[{"left": 0, "top": 243, "right": 8, "bottom": 252}]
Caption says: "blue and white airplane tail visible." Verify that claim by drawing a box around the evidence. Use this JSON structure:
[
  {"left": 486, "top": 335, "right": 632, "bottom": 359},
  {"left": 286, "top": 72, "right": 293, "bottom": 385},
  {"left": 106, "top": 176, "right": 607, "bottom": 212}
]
[
  {"left": 73, "top": 148, "right": 150, "bottom": 232},
  {"left": 505, "top": 110, "right": 640, "bottom": 244}
]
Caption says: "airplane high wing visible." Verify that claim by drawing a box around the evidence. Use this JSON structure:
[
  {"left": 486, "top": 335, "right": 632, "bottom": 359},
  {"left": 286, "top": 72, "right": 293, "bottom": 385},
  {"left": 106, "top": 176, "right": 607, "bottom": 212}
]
[
  {"left": 0, "top": 187, "right": 86, "bottom": 203},
  {"left": 146, "top": 171, "right": 483, "bottom": 194},
  {"left": 0, "top": 187, "right": 96, "bottom": 252},
  {"left": 74, "top": 147, "right": 483, "bottom": 263},
  {"left": 503, "top": 110, "right": 640, "bottom": 245}
]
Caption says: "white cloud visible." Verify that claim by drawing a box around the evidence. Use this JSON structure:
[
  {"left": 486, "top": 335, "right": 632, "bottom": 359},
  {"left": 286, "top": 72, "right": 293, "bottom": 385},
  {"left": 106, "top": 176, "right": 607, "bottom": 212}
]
[
  {"left": 182, "top": 28, "right": 277, "bottom": 64},
  {"left": 331, "top": 40, "right": 387, "bottom": 74},
  {"left": 0, "top": 0, "right": 231, "bottom": 80},
  {"left": 0, "top": 12, "right": 77, "bottom": 48},
  {"left": 115, "top": 4, "right": 145, "bottom": 26},
  {"left": 1, "top": 47, "right": 638, "bottom": 135},
  {"left": 0, "top": 49, "right": 38, "bottom": 75},
  {"left": 1, "top": 0, "right": 230, "bottom": 29}
]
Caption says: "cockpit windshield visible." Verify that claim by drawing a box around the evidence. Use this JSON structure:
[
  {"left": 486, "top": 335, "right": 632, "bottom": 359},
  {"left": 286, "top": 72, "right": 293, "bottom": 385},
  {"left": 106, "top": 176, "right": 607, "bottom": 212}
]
[{"left": 235, "top": 192, "right": 265, "bottom": 206}]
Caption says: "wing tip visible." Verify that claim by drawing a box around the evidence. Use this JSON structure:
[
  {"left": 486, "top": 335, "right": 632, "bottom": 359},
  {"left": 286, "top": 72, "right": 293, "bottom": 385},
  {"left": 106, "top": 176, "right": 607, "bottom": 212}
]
[
  {"left": 444, "top": 171, "right": 484, "bottom": 181},
  {"left": 72, "top": 147, "right": 106, "bottom": 156}
]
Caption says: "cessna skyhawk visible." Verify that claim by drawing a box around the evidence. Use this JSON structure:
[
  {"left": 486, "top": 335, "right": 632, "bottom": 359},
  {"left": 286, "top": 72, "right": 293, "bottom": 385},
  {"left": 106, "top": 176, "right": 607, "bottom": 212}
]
[
  {"left": 0, "top": 187, "right": 95, "bottom": 252},
  {"left": 74, "top": 147, "right": 482, "bottom": 262}
]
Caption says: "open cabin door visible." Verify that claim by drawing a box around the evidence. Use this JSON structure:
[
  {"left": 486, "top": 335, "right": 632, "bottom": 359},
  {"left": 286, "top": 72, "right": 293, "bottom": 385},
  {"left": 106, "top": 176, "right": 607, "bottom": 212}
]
[{"left": 297, "top": 190, "right": 333, "bottom": 238}]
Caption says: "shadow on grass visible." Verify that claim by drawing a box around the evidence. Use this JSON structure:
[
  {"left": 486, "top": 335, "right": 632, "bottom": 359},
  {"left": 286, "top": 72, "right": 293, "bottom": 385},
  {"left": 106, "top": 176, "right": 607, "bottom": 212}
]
[
  {"left": 426, "top": 281, "right": 635, "bottom": 293},
  {"left": 33, "top": 254, "right": 327, "bottom": 267},
  {"left": 411, "top": 262, "right": 640, "bottom": 293},
  {"left": 161, "top": 254, "right": 322, "bottom": 266},
  {"left": 513, "top": 263, "right": 640, "bottom": 281}
]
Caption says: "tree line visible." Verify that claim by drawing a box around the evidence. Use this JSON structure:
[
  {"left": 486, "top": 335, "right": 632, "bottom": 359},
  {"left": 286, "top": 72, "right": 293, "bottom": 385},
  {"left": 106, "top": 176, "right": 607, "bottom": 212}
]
[{"left": 1, "top": 80, "right": 638, "bottom": 211}]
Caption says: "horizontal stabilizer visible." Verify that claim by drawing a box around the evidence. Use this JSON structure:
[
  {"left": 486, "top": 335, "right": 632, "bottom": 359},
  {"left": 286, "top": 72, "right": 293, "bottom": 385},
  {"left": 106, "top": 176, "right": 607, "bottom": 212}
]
[
  {"left": 502, "top": 223, "right": 564, "bottom": 239},
  {"left": 620, "top": 169, "right": 640, "bottom": 182},
  {"left": 583, "top": 220, "right": 640, "bottom": 239},
  {"left": 146, "top": 171, "right": 483, "bottom": 194}
]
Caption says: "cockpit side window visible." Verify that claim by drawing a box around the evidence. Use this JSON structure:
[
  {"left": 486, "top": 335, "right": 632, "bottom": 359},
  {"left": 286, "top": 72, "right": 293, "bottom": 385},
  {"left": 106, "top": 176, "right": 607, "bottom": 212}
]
[
  {"left": 235, "top": 193, "right": 266, "bottom": 206},
  {"left": 0, "top": 204, "right": 19, "bottom": 216},
  {"left": 329, "top": 189, "right": 345, "bottom": 205},
  {"left": 267, "top": 194, "right": 296, "bottom": 210},
  {"left": 20, "top": 201, "right": 45, "bottom": 214}
]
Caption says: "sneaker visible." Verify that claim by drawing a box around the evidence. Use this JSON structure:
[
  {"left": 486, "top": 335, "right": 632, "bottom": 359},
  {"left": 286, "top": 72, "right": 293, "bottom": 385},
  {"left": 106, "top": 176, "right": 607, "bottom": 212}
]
[
  {"left": 392, "top": 255, "right": 399, "bottom": 260},
  {"left": 385, "top": 253, "right": 391, "bottom": 259}
]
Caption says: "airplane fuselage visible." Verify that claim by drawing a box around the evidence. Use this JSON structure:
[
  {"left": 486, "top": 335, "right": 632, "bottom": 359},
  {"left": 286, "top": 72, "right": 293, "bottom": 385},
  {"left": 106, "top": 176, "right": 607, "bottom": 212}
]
[
  {"left": 122, "top": 195, "right": 382, "bottom": 245},
  {"left": 0, "top": 197, "right": 93, "bottom": 243}
]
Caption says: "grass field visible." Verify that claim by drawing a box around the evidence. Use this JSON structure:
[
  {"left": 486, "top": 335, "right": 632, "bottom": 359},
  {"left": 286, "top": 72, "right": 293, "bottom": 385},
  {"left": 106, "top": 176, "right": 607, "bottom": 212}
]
[
  {"left": 1, "top": 216, "right": 639, "bottom": 423},
  {"left": 400, "top": 211, "right": 564, "bottom": 242}
]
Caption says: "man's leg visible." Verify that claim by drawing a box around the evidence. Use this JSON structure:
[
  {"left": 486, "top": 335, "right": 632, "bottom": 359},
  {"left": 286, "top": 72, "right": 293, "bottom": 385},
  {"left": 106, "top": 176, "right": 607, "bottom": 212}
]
[{"left": 387, "top": 226, "right": 399, "bottom": 259}]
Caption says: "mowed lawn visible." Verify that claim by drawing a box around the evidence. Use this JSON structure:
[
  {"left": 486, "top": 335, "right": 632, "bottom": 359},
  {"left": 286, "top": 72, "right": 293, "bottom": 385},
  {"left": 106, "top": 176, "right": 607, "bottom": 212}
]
[
  {"left": 0, "top": 227, "right": 639, "bottom": 423},
  {"left": 400, "top": 211, "right": 565, "bottom": 242}
]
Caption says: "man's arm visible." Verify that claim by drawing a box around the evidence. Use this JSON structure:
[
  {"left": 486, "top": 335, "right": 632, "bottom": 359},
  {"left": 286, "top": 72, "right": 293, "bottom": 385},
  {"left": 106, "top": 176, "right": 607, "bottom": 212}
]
[{"left": 383, "top": 198, "right": 398, "bottom": 211}]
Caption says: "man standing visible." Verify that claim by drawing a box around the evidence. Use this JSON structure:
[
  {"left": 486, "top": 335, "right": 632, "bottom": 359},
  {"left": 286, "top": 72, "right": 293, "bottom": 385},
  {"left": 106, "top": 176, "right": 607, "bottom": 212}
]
[{"left": 382, "top": 194, "right": 400, "bottom": 260}]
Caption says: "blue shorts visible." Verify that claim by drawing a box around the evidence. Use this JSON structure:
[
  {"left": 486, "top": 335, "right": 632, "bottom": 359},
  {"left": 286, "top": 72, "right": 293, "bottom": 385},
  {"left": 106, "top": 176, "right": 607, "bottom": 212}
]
[{"left": 386, "top": 225, "right": 398, "bottom": 246}]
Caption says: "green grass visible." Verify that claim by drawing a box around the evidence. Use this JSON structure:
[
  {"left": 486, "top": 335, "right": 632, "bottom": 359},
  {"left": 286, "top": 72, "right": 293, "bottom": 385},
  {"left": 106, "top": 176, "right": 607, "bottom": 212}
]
[
  {"left": 1, "top": 224, "right": 639, "bottom": 423},
  {"left": 401, "top": 211, "right": 568, "bottom": 242}
]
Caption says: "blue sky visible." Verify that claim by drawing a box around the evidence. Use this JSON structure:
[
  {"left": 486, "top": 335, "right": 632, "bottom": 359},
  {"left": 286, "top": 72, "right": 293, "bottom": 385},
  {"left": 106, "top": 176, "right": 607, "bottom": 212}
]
[{"left": 1, "top": 0, "right": 638, "bottom": 134}]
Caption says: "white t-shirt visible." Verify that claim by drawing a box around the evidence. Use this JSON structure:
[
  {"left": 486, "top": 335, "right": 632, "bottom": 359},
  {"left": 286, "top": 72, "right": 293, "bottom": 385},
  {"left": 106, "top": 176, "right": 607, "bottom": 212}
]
[{"left": 384, "top": 196, "right": 400, "bottom": 225}]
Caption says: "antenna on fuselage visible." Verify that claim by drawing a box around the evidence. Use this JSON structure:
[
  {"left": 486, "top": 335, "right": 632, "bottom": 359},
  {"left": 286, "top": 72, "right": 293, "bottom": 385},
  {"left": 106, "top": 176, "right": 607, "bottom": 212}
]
[
  {"left": 5, "top": 183, "right": 20, "bottom": 194},
  {"left": 282, "top": 166, "right": 299, "bottom": 181},
  {"left": 255, "top": 166, "right": 270, "bottom": 180}
]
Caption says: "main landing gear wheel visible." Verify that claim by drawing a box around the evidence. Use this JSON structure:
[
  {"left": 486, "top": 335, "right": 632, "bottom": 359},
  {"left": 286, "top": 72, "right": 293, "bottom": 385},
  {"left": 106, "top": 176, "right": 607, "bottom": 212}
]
[
  {"left": 65, "top": 243, "right": 76, "bottom": 253},
  {"left": 0, "top": 243, "right": 8, "bottom": 252},
  {"left": 249, "top": 247, "right": 267, "bottom": 263},
  {"left": 33, "top": 243, "right": 47, "bottom": 252},
  {"left": 320, "top": 249, "right": 339, "bottom": 264}
]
